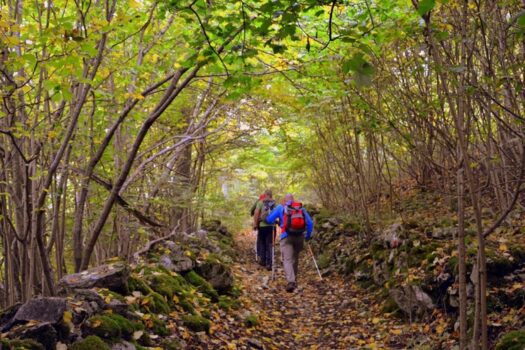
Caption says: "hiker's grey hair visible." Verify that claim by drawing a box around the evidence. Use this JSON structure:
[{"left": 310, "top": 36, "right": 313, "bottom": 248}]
[{"left": 284, "top": 193, "right": 294, "bottom": 202}]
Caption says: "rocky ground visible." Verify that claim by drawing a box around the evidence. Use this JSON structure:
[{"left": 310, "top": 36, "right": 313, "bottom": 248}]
[
  {"left": 308, "top": 190, "right": 525, "bottom": 349},
  {"left": 0, "top": 221, "right": 261, "bottom": 350},
  {"left": 1, "top": 193, "right": 524, "bottom": 349}
]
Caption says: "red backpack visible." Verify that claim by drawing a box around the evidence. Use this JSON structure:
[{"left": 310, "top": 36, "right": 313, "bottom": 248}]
[{"left": 283, "top": 202, "right": 306, "bottom": 235}]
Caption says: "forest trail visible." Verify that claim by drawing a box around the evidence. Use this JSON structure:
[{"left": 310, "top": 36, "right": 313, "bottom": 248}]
[{"left": 231, "top": 231, "right": 425, "bottom": 350}]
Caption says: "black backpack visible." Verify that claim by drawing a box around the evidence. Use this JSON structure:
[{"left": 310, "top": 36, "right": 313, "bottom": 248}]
[
  {"left": 259, "top": 199, "right": 276, "bottom": 223},
  {"left": 249, "top": 199, "right": 258, "bottom": 217}
]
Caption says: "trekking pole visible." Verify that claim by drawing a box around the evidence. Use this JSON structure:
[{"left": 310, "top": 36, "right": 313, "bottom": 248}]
[
  {"left": 253, "top": 229, "right": 258, "bottom": 262},
  {"left": 271, "top": 226, "right": 276, "bottom": 281},
  {"left": 307, "top": 244, "right": 323, "bottom": 281}
]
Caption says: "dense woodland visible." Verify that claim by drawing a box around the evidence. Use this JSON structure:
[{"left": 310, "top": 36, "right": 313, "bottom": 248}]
[{"left": 1, "top": 0, "right": 525, "bottom": 349}]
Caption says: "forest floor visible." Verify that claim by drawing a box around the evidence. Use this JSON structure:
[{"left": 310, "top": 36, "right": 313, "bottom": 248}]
[{"left": 230, "top": 231, "right": 435, "bottom": 350}]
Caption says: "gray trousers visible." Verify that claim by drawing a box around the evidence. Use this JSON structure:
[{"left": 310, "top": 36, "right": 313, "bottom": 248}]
[{"left": 280, "top": 235, "right": 304, "bottom": 283}]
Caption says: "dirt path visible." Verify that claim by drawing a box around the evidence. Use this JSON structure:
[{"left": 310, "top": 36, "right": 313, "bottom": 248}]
[{"left": 230, "top": 231, "right": 421, "bottom": 350}]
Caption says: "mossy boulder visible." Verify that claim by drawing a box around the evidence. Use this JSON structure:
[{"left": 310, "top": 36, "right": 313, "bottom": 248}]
[
  {"left": 243, "top": 314, "right": 258, "bottom": 328},
  {"left": 128, "top": 275, "right": 153, "bottom": 296},
  {"left": 149, "top": 315, "right": 169, "bottom": 336},
  {"left": 496, "top": 329, "right": 525, "bottom": 350},
  {"left": 195, "top": 256, "right": 234, "bottom": 294},
  {"left": 178, "top": 298, "right": 196, "bottom": 314},
  {"left": 182, "top": 315, "right": 211, "bottom": 333},
  {"left": 81, "top": 315, "right": 121, "bottom": 340},
  {"left": 70, "top": 335, "right": 110, "bottom": 350},
  {"left": 160, "top": 338, "right": 183, "bottom": 350},
  {"left": 147, "top": 272, "right": 190, "bottom": 300},
  {"left": 142, "top": 292, "right": 170, "bottom": 314},
  {"left": 184, "top": 271, "right": 219, "bottom": 301},
  {"left": 317, "top": 253, "right": 332, "bottom": 270},
  {"left": 217, "top": 296, "right": 241, "bottom": 311},
  {"left": 0, "top": 339, "right": 45, "bottom": 350},
  {"left": 106, "top": 313, "right": 142, "bottom": 340}
]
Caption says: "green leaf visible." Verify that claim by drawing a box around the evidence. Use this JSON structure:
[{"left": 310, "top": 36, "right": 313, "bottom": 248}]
[{"left": 417, "top": 0, "right": 435, "bottom": 16}]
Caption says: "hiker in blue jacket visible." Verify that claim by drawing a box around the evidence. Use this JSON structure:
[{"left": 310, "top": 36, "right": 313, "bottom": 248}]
[{"left": 266, "top": 194, "right": 314, "bottom": 292}]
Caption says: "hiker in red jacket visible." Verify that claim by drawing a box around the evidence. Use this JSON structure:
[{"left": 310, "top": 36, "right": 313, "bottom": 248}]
[{"left": 266, "top": 194, "right": 314, "bottom": 292}]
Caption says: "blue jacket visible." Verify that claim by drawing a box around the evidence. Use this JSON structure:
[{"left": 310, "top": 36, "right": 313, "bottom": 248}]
[{"left": 266, "top": 203, "right": 314, "bottom": 240}]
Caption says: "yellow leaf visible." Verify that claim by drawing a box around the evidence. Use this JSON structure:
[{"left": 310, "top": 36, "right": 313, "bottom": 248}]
[
  {"left": 372, "top": 317, "right": 380, "bottom": 324},
  {"left": 436, "top": 324, "right": 445, "bottom": 334},
  {"left": 62, "top": 311, "right": 72, "bottom": 324},
  {"left": 499, "top": 244, "right": 508, "bottom": 252},
  {"left": 129, "top": 0, "right": 140, "bottom": 9},
  {"left": 390, "top": 328, "right": 402, "bottom": 335}
]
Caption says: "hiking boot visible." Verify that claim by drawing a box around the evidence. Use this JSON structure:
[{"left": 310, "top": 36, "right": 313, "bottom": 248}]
[
  {"left": 285, "top": 282, "right": 296, "bottom": 292},
  {"left": 266, "top": 265, "right": 272, "bottom": 271}
]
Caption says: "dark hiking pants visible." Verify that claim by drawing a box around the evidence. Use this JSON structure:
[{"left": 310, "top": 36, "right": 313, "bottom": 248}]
[{"left": 257, "top": 226, "right": 274, "bottom": 267}]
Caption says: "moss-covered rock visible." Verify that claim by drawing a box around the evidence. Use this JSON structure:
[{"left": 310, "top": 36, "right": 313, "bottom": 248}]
[
  {"left": 244, "top": 314, "right": 258, "bottom": 328},
  {"left": 149, "top": 315, "right": 169, "bottom": 336},
  {"left": 142, "top": 292, "right": 170, "bottom": 314},
  {"left": 0, "top": 339, "right": 45, "bottom": 350},
  {"left": 81, "top": 315, "right": 121, "bottom": 340},
  {"left": 184, "top": 271, "right": 219, "bottom": 301},
  {"left": 128, "top": 275, "right": 153, "bottom": 295},
  {"left": 217, "top": 296, "right": 241, "bottom": 311},
  {"left": 147, "top": 272, "right": 188, "bottom": 299},
  {"left": 228, "top": 284, "right": 242, "bottom": 298},
  {"left": 70, "top": 335, "right": 110, "bottom": 350},
  {"left": 182, "top": 315, "right": 211, "bottom": 333},
  {"left": 178, "top": 298, "right": 196, "bottom": 314},
  {"left": 317, "top": 253, "right": 332, "bottom": 270},
  {"left": 496, "top": 329, "right": 525, "bottom": 350},
  {"left": 98, "top": 289, "right": 126, "bottom": 304},
  {"left": 106, "top": 313, "right": 142, "bottom": 339},
  {"left": 196, "top": 257, "right": 234, "bottom": 294},
  {"left": 160, "top": 338, "right": 183, "bottom": 350}
]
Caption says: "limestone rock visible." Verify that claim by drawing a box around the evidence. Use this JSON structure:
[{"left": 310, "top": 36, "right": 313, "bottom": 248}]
[
  {"left": 0, "top": 303, "right": 22, "bottom": 328},
  {"left": 112, "top": 341, "right": 137, "bottom": 350},
  {"left": 59, "top": 262, "right": 129, "bottom": 294},
  {"left": 159, "top": 242, "right": 195, "bottom": 273},
  {"left": 381, "top": 223, "right": 403, "bottom": 248},
  {"left": 2, "top": 297, "right": 67, "bottom": 332},
  {"left": 372, "top": 261, "right": 390, "bottom": 285},
  {"left": 389, "top": 285, "right": 435, "bottom": 317},
  {"left": 431, "top": 227, "right": 457, "bottom": 239},
  {"left": 196, "top": 260, "right": 234, "bottom": 293},
  {"left": 11, "top": 322, "right": 58, "bottom": 350}
]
